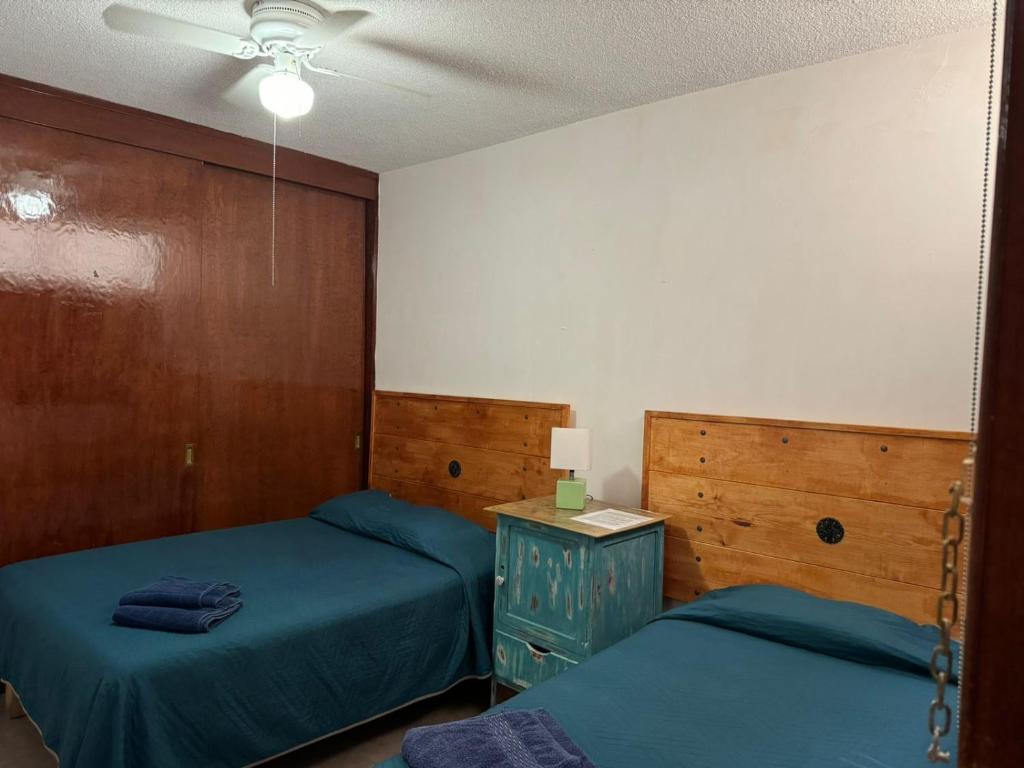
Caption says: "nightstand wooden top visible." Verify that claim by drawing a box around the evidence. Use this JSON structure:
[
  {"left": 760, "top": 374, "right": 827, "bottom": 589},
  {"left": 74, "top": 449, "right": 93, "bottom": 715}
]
[{"left": 486, "top": 495, "right": 669, "bottom": 538}]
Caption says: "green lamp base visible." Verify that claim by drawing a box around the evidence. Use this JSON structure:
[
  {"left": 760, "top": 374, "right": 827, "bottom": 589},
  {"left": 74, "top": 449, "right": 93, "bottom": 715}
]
[{"left": 555, "top": 478, "right": 587, "bottom": 510}]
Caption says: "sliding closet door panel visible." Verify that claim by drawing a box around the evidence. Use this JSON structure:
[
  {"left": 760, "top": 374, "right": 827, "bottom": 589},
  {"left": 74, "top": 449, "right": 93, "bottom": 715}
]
[
  {"left": 197, "top": 165, "right": 365, "bottom": 530},
  {"left": 0, "top": 117, "right": 201, "bottom": 564}
]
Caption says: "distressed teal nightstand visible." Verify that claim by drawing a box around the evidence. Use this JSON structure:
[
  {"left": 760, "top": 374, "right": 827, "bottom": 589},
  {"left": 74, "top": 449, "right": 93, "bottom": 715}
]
[{"left": 488, "top": 495, "right": 668, "bottom": 703}]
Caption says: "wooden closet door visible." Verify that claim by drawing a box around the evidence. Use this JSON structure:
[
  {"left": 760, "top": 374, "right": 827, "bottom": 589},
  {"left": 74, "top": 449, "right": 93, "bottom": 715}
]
[
  {"left": 0, "top": 118, "right": 202, "bottom": 564},
  {"left": 197, "top": 165, "right": 365, "bottom": 530}
]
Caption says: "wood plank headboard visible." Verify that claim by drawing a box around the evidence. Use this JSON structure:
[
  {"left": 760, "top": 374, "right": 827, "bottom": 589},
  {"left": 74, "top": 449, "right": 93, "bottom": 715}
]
[
  {"left": 641, "top": 411, "right": 972, "bottom": 623},
  {"left": 369, "top": 391, "right": 571, "bottom": 530}
]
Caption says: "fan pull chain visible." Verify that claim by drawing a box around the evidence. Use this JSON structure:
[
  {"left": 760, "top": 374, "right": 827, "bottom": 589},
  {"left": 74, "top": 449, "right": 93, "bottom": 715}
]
[
  {"left": 271, "top": 113, "right": 277, "bottom": 288},
  {"left": 927, "top": 0, "right": 999, "bottom": 761},
  {"left": 970, "top": 0, "right": 1000, "bottom": 436}
]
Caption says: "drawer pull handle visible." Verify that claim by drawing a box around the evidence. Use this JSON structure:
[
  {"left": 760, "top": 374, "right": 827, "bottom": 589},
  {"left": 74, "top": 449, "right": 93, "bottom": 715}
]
[{"left": 525, "top": 641, "right": 551, "bottom": 657}]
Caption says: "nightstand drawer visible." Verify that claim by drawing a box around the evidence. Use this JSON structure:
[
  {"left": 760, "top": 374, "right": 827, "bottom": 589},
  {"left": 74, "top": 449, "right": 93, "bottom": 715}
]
[
  {"left": 493, "top": 629, "right": 578, "bottom": 691},
  {"left": 495, "top": 521, "right": 590, "bottom": 655}
]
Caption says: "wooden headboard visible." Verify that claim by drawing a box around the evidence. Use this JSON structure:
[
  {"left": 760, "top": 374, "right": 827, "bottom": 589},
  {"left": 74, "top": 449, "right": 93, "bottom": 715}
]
[
  {"left": 369, "top": 391, "right": 571, "bottom": 530},
  {"left": 642, "top": 411, "right": 972, "bottom": 623}
]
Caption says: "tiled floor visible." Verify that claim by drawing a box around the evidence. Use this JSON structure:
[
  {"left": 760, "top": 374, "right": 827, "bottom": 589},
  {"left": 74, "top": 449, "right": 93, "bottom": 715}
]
[{"left": 0, "top": 679, "right": 490, "bottom": 768}]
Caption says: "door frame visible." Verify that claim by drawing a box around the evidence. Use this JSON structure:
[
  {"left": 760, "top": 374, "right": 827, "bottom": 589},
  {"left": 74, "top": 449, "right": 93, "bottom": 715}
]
[{"left": 959, "top": 0, "right": 1024, "bottom": 764}]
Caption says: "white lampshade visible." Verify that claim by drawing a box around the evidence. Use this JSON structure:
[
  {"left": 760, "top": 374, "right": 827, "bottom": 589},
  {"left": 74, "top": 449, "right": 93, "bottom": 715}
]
[
  {"left": 259, "top": 71, "right": 314, "bottom": 119},
  {"left": 550, "top": 428, "right": 591, "bottom": 471}
]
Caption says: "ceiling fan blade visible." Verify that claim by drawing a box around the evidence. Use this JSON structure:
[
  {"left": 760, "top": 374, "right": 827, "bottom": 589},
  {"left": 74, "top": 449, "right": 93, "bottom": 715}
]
[
  {"left": 306, "top": 64, "right": 430, "bottom": 98},
  {"left": 293, "top": 10, "right": 371, "bottom": 50},
  {"left": 103, "top": 4, "right": 256, "bottom": 57},
  {"left": 354, "top": 37, "right": 537, "bottom": 89},
  {"left": 222, "top": 65, "right": 273, "bottom": 109}
]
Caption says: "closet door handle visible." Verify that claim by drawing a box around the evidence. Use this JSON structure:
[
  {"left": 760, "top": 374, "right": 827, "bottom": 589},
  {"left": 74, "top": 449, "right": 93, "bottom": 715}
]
[{"left": 185, "top": 443, "right": 195, "bottom": 467}]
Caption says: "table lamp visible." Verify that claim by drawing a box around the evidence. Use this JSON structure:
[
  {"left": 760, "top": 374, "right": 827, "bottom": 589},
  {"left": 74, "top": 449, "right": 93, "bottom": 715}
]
[{"left": 551, "top": 428, "right": 591, "bottom": 510}]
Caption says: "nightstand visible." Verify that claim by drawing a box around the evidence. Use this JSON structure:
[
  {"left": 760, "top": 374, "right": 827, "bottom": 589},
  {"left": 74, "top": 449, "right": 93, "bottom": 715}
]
[{"left": 488, "top": 495, "right": 668, "bottom": 703}]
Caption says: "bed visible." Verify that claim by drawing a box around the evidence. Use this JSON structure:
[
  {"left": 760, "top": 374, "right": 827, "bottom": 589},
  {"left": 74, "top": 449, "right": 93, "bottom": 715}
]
[
  {"left": 0, "top": 391, "right": 570, "bottom": 768},
  {"left": 377, "top": 409, "right": 971, "bottom": 768},
  {"left": 378, "top": 584, "right": 960, "bottom": 767},
  {"left": 0, "top": 491, "right": 495, "bottom": 768}
]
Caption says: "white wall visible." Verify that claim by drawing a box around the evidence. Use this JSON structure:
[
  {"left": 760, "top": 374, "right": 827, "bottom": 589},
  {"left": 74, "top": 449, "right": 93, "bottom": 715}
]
[{"left": 376, "top": 28, "right": 992, "bottom": 506}]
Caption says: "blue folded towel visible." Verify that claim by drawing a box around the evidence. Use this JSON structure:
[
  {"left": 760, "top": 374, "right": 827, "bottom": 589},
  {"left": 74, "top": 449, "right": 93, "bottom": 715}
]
[
  {"left": 118, "top": 576, "right": 240, "bottom": 609},
  {"left": 402, "top": 709, "right": 595, "bottom": 768},
  {"left": 112, "top": 600, "right": 242, "bottom": 634}
]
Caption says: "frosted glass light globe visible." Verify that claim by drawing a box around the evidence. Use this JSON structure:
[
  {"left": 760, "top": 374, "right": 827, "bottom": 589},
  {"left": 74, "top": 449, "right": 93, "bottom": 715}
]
[{"left": 258, "top": 71, "right": 314, "bottom": 119}]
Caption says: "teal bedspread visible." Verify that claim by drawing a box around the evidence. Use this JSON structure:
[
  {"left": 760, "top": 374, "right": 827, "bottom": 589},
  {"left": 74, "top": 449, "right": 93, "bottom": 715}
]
[
  {"left": 0, "top": 491, "right": 495, "bottom": 768},
  {"left": 379, "top": 585, "right": 958, "bottom": 768}
]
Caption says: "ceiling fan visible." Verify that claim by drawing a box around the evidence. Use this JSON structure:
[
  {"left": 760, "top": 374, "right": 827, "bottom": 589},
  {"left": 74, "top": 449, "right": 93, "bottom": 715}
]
[{"left": 103, "top": 1, "right": 427, "bottom": 119}]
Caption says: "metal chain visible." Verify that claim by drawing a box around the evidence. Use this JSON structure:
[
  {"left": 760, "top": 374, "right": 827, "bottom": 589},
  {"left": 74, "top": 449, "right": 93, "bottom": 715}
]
[
  {"left": 927, "top": 450, "right": 974, "bottom": 762},
  {"left": 927, "top": 0, "right": 999, "bottom": 759}
]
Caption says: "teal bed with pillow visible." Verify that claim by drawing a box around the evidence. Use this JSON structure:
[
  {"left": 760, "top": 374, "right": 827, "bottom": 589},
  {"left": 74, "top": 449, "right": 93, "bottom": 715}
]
[
  {"left": 377, "top": 585, "right": 958, "bottom": 768},
  {"left": 0, "top": 490, "right": 495, "bottom": 768}
]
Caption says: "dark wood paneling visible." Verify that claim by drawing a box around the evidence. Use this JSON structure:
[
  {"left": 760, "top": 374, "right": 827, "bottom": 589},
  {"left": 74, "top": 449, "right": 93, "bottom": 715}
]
[
  {"left": 0, "top": 117, "right": 202, "bottom": 564},
  {"left": 0, "top": 74, "right": 377, "bottom": 200},
  {"left": 195, "top": 165, "right": 366, "bottom": 531},
  {"left": 960, "top": 1, "right": 1024, "bottom": 764},
  {"left": 0, "top": 75, "right": 375, "bottom": 561}
]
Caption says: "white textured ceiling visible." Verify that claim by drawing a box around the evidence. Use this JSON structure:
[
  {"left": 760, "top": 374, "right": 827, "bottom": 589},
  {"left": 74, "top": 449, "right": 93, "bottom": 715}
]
[{"left": 0, "top": 1, "right": 993, "bottom": 172}]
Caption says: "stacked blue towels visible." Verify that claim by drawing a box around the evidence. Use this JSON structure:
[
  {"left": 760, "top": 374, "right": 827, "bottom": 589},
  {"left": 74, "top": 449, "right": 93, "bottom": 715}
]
[
  {"left": 402, "top": 709, "right": 596, "bottom": 768},
  {"left": 113, "top": 577, "right": 242, "bottom": 634},
  {"left": 119, "top": 576, "right": 240, "bottom": 609}
]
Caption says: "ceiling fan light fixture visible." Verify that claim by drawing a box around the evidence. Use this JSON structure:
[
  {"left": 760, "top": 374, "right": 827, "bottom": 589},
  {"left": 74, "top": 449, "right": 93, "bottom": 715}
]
[{"left": 258, "top": 70, "right": 314, "bottom": 119}]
